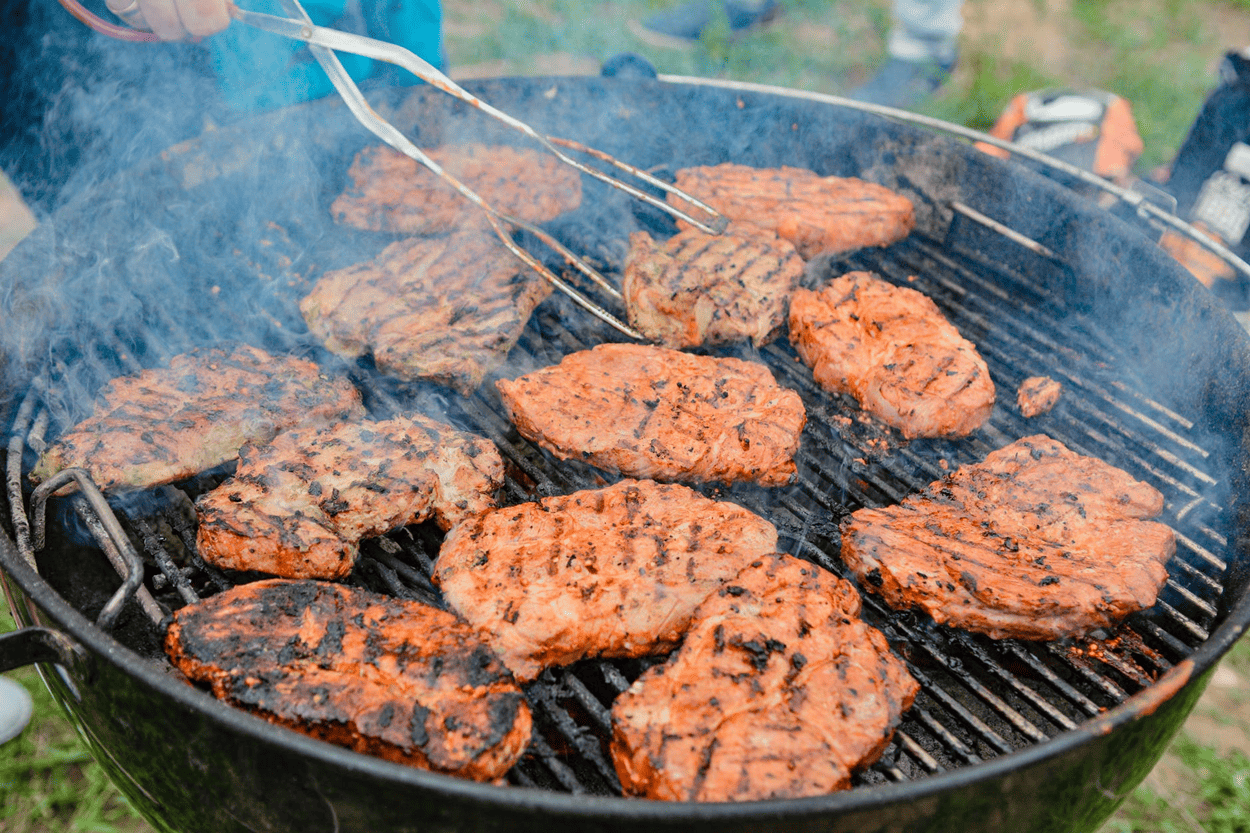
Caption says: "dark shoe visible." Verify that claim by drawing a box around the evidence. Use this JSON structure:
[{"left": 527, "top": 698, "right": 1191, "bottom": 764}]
[
  {"left": 849, "top": 54, "right": 956, "bottom": 109},
  {"left": 641, "top": 0, "right": 780, "bottom": 41}
]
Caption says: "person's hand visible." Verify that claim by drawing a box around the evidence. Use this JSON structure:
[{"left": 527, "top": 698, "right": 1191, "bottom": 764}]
[{"left": 106, "top": 0, "right": 231, "bottom": 40}]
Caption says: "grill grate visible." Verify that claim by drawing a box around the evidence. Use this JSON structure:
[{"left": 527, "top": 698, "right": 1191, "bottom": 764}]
[{"left": 10, "top": 225, "right": 1233, "bottom": 797}]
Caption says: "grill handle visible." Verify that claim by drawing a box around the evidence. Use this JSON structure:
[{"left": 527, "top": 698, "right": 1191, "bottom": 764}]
[{"left": 0, "top": 625, "right": 91, "bottom": 680}]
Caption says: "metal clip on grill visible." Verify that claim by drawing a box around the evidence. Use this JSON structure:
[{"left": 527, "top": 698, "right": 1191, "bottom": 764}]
[{"left": 233, "top": 0, "right": 727, "bottom": 340}]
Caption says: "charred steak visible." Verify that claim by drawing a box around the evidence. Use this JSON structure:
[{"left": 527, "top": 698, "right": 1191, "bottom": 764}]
[
  {"left": 667, "top": 163, "right": 915, "bottom": 259},
  {"left": 165, "top": 579, "right": 531, "bottom": 781},
  {"left": 621, "top": 224, "right": 804, "bottom": 349},
  {"left": 611, "top": 553, "right": 919, "bottom": 802},
  {"left": 300, "top": 230, "right": 551, "bottom": 394},
  {"left": 788, "top": 271, "right": 996, "bottom": 438},
  {"left": 840, "top": 434, "right": 1176, "bottom": 640},
  {"left": 330, "top": 143, "right": 582, "bottom": 234},
  {"left": 1017, "top": 375, "right": 1063, "bottom": 418},
  {"left": 433, "top": 479, "right": 780, "bottom": 682},
  {"left": 196, "top": 413, "right": 504, "bottom": 580},
  {"left": 496, "top": 343, "right": 806, "bottom": 486},
  {"left": 29, "top": 345, "right": 365, "bottom": 493}
]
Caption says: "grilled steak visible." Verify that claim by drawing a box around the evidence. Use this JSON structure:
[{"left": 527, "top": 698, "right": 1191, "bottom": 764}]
[
  {"left": 300, "top": 230, "right": 552, "bottom": 394},
  {"left": 667, "top": 163, "right": 915, "bottom": 259},
  {"left": 330, "top": 143, "right": 582, "bottom": 234},
  {"left": 496, "top": 343, "right": 806, "bottom": 486},
  {"left": 611, "top": 553, "right": 918, "bottom": 802},
  {"left": 1017, "top": 375, "right": 1063, "bottom": 418},
  {"left": 840, "top": 434, "right": 1176, "bottom": 640},
  {"left": 788, "top": 271, "right": 995, "bottom": 438},
  {"left": 433, "top": 479, "right": 779, "bottom": 682},
  {"left": 622, "top": 225, "right": 804, "bottom": 349},
  {"left": 29, "top": 345, "right": 365, "bottom": 493},
  {"left": 165, "top": 579, "right": 531, "bottom": 781},
  {"left": 196, "top": 413, "right": 504, "bottom": 580}
]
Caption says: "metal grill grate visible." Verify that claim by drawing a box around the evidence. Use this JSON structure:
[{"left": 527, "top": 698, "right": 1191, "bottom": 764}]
[{"left": 8, "top": 224, "right": 1232, "bottom": 797}]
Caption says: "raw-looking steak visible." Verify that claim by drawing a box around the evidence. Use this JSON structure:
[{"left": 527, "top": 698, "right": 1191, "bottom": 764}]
[
  {"left": 788, "top": 271, "right": 995, "bottom": 438},
  {"left": 300, "top": 230, "right": 551, "bottom": 394},
  {"left": 622, "top": 224, "right": 804, "bottom": 349},
  {"left": 165, "top": 579, "right": 531, "bottom": 781},
  {"left": 330, "top": 143, "right": 582, "bottom": 234},
  {"left": 496, "top": 343, "right": 806, "bottom": 486},
  {"left": 29, "top": 345, "right": 365, "bottom": 493},
  {"left": 667, "top": 163, "right": 915, "bottom": 258},
  {"left": 1017, "top": 375, "right": 1063, "bottom": 418},
  {"left": 611, "top": 553, "right": 919, "bottom": 802},
  {"left": 196, "top": 413, "right": 504, "bottom": 580},
  {"left": 433, "top": 479, "right": 779, "bottom": 682},
  {"left": 840, "top": 434, "right": 1176, "bottom": 640}
]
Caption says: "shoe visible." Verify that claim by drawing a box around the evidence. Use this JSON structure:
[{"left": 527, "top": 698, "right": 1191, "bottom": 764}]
[
  {"left": 641, "top": 1, "right": 780, "bottom": 41},
  {"left": 0, "top": 675, "right": 33, "bottom": 744},
  {"left": 849, "top": 54, "right": 957, "bottom": 109}
]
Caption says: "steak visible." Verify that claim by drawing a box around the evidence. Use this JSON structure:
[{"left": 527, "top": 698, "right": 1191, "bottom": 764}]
[
  {"left": 432, "top": 479, "right": 779, "bottom": 682},
  {"left": 621, "top": 224, "right": 804, "bottom": 349},
  {"left": 611, "top": 553, "right": 918, "bottom": 802},
  {"left": 165, "top": 579, "right": 531, "bottom": 781},
  {"left": 667, "top": 163, "right": 915, "bottom": 259},
  {"left": 1017, "top": 375, "right": 1063, "bottom": 418},
  {"left": 840, "top": 434, "right": 1176, "bottom": 640},
  {"left": 300, "top": 230, "right": 552, "bottom": 394},
  {"left": 496, "top": 343, "right": 806, "bottom": 486},
  {"left": 29, "top": 345, "right": 365, "bottom": 493},
  {"left": 788, "top": 271, "right": 995, "bottom": 438},
  {"left": 330, "top": 143, "right": 582, "bottom": 234},
  {"left": 196, "top": 413, "right": 504, "bottom": 580}
]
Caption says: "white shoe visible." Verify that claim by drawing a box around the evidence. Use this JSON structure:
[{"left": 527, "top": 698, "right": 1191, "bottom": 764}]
[{"left": 0, "top": 675, "right": 34, "bottom": 744}]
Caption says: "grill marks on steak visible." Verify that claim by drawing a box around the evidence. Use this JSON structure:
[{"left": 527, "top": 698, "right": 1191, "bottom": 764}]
[
  {"left": 611, "top": 553, "right": 918, "bottom": 802},
  {"left": 330, "top": 143, "right": 582, "bottom": 234},
  {"left": 165, "top": 579, "right": 531, "bottom": 781},
  {"left": 668, "top": 163, "right": 915, "bottom": 259},
  {"left": 622, "top": 225, "right": 804, "bottom": 349},
  {"left": 840, "top": 435, "right": 1176, "bottom": 640},
  {"left": 433, "top": 479, "right": 780, "bottom": 682},
  {"left": 789, "top": 271, "right": 995, "bottom": 438},
  {"left": 29, "top": 345, "right": 365, "bottom": 493},
  {"left": 195, "top": 413, "right": 504, "bottom": 580},
  {"left": 496, "top": 343, "right": 806, "bottom": 486},
  {"left": 300, "top": 230, "right": 552, "bottom": 394}
]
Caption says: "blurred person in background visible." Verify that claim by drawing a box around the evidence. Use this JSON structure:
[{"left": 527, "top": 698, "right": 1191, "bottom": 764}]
[{"left": 639, "top": 0, "right": 963, "bottom": 109}]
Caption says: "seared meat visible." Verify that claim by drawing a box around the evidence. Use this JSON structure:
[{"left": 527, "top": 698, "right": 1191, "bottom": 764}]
[
  {"left": 668, "top": 163, "right": 915, "bottom": 259},
  {"left": 330, "top": 143, "right": 582, "bottom": 234},
  {"left": 611, "top": 553, "right": 918, "bottom": 802},
  {"left": 496, "top": 343, "right": 806, "bottom": 486},
  {"left": 165, "top": 579, "right": 531, "bottom": 781},
  {"left": 29, "top": 345, "right": 364, "bottom": 493},
  {"left": 196, "top": 413, "right": 504, "bottom": 580},
  {"left": 788, "top": 271, "right": 995, "bottom": 438},
  {"left": 300, "top": 230, "right": 552, "bottom": 394},
  {"left": 433, "top": 479, "right": 779, "bottom": 682},
  {"left": 840, "top": 435, "right": 1176, "bottom": 640},
  {"left": 1017, "top": 376, "right": 1063, "bottom": 418},
  {"left": 622, "top": 224, "right": 804, "bottom": 349}
]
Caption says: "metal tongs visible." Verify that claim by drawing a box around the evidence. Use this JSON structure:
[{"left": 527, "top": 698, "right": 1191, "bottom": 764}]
[{"left": 233, "top": 0, "right": 727, "bottom": 338}]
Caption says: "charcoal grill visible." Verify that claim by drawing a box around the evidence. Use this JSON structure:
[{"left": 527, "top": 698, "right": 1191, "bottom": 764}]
[{"left": 2, "top": 75, "right": 1249, "bottom": 833}]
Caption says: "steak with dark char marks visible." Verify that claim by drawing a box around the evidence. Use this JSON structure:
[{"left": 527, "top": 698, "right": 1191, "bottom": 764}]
[
  {"left": 29, "top": 345, "right": 365, "bottom": 493},
  {"left": 196, "top": 413, "right": 504, "bottom": 580},
  {"left": 667, "top": 163, "right": 915, "bottom": 258},
  {"left": 496, "top": 343, "right": 806, "bottom": 486},
  {"left": 611, "top": 553, "right": 919, "bottom": 802},
  {"left": 433, "top": 479, "right": 779, "bottom": 682},
  {"left": 788, "top": 271, "right": 995, "bottom": 438},
  {"left": 164, "top": 579, "right": 532, "bottom": 782},
  {"left": 840, "top": 434, "right": 1176, "bottom": 640},
  {"left": 330, "top": 143, "right": 582, "bottom": 234},
  {"left": 622, "top": 224, "right": 804, "bottom": 349}
]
